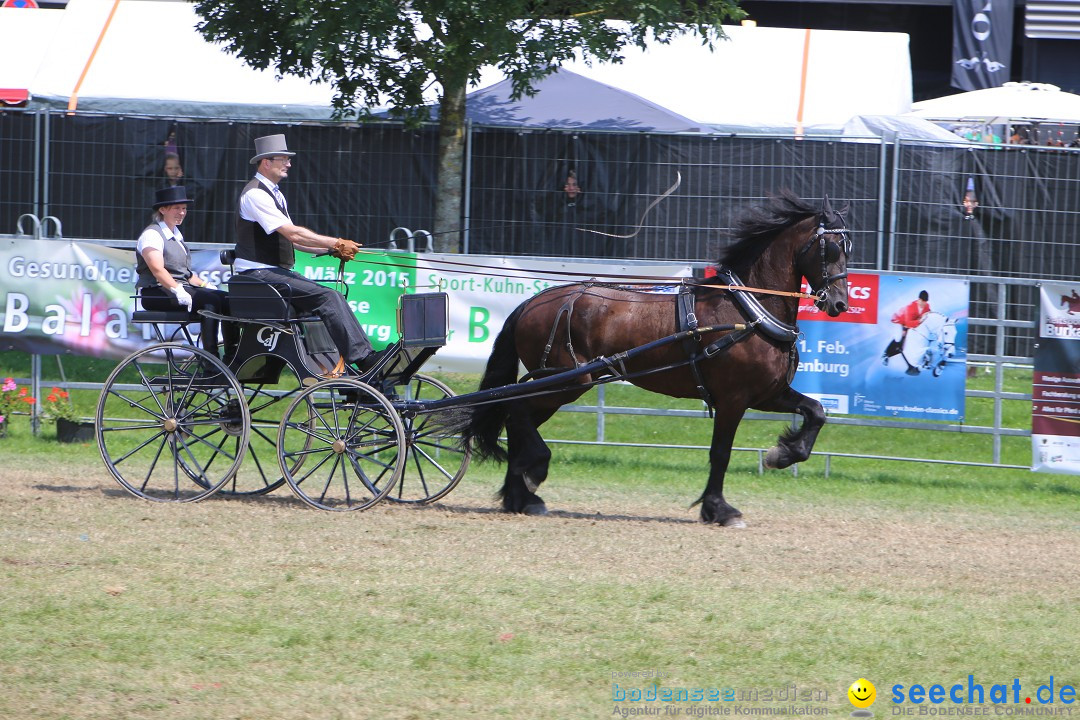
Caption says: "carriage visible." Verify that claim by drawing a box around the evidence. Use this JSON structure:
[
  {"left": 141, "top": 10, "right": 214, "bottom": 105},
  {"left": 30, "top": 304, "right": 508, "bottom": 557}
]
[
  {"left": 96, "top": 192, "right": 852, "bottom": 524},
  {"left": 96, "top": 250, "right": 468, "bottom": 511}
]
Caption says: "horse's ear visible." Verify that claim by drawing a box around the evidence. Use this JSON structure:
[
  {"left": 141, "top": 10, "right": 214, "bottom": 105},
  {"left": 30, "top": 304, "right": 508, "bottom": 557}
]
[{"left": 822, "top": 195, "right": 834, "bottom": 217}]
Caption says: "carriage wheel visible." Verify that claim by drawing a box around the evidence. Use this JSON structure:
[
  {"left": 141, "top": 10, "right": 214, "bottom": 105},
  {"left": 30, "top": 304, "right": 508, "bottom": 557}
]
[
  {"left": 96, "top": 343, "right": 249, "bottom": 502},
  {"left": 384, "top": 374, "right": 471, "bottom": 504},
  {"left": 201, "top": 362, "right": 310, "bottom": 497},
  {"left": 276, "top": 379, "right": 405, "bottom": 512}
]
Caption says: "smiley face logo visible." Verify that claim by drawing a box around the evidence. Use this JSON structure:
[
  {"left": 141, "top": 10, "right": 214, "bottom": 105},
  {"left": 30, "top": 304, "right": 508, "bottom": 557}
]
[{"left": 848, "top": 678, "right": 877, "bottom": 709}]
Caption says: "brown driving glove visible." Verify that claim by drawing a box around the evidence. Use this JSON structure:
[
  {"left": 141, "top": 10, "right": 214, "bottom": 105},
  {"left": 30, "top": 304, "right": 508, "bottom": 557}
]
[{"left": 332, "top": 238, "right": 361, "bottom": 261}]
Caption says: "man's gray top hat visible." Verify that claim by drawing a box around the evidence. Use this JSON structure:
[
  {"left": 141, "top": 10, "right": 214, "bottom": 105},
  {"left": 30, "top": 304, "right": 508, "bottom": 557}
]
[
  {"left": 250, "top": 134, "right": 296, "bottom": 165},
  {"left": 153, "top": 185, "right": 194, "bottom": 208}
]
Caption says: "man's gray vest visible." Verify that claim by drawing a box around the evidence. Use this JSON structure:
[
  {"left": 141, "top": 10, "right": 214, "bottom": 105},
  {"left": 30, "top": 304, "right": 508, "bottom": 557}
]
[
  {"left": 235, "top": 179, "right": 294, "bottom": 269},
  {"left": 135, "top": 224, "right": 192, "bottom": 289}
]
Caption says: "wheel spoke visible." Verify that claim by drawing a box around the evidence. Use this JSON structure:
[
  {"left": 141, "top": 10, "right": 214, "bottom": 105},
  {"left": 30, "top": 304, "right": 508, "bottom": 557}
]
[
  {"left": 97, "top": 343, "right": 248, "bottom": 503},
  {"left": 278, "top": 379, "right": 404, "bottom": 512}
]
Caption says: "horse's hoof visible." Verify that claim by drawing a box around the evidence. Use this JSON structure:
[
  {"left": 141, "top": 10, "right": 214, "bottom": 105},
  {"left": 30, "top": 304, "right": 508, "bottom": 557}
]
[
  {"left": 522, "top": 502, "right": 549, "bottom": 516},
  {"left": 723, "top": 516, "right": 747, "bottom": 529},
  {"left": 764, "top": 447, "right": 783, "bottom": 468}
]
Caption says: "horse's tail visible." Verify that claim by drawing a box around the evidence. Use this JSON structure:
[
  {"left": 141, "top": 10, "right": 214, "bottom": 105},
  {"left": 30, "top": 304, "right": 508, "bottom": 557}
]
[{"left": 458, "top": 303, "right": 528, "bottom": 463}]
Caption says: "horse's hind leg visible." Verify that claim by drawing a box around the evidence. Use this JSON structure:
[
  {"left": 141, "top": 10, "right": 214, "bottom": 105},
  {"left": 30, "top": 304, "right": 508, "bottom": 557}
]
[
  {"left": 499, "top": 402, "right": 557, "bottom": 515},
  {"left": 754, "top": 387, "right": 826, "bottom": 469}
]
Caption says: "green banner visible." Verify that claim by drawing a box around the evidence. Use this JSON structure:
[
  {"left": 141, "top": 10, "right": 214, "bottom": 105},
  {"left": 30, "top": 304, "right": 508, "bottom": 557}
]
[{"left": 2, "top": 239, "right": 691, "bottom": 373}]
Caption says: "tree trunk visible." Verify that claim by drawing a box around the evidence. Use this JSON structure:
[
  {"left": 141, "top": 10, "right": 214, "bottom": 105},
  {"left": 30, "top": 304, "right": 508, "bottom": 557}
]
[{"left": 433, "top": 80, "right": 467, "bottom": 253}]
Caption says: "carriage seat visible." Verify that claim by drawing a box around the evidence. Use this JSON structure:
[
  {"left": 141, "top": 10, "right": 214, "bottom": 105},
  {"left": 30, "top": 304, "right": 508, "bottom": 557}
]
[
  {"left": 131, "top": 310, "right": 197, "bottom": 324},
  {"left": 219, "top": 250, "right": 314, "bottom": 323},
  {"left": 226, "top": 275, "right": 298, "bottom": 321},
  {"left": 130, "top": 307, "right": 200, "bottom": 346}
]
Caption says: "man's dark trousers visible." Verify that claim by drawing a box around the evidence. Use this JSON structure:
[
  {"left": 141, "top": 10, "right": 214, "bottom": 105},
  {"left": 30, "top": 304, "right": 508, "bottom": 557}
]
[{"left": 239, "top": 266, "right": 373, "bottom": 364}]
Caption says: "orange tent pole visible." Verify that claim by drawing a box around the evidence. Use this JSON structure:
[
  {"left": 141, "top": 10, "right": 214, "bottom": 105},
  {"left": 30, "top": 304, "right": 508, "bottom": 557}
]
[
  {"left": 68, "top": 0, "right": 122, "bottom": 113},
  {"left": 795, "top": 28, "right": 812, "bottom": 137}
]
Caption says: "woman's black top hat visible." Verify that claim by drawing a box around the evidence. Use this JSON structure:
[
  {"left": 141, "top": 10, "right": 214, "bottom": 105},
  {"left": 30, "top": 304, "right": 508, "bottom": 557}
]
[{"left": 153, "top": 185, "right": 194, "bottom": 209}]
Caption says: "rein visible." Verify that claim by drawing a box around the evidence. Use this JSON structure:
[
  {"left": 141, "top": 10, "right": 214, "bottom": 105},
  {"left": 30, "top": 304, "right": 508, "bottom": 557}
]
[{"left": 347, "top": 248, "right": 817, "bottom": 300}]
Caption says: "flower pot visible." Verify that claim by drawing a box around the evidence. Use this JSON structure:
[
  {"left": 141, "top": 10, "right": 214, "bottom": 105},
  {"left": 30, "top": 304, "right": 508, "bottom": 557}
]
[{"left": 56, "top": 418, "right": 95, "bottom": 444}]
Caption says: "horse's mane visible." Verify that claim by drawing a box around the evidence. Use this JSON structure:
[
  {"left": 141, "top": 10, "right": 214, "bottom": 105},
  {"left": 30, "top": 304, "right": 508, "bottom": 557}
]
[{"left": 719, "top": 190, "right": 820, "bottom": 275}]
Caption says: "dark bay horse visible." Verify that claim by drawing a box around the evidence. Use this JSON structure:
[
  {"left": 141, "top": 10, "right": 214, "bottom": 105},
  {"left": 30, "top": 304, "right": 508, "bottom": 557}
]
[{"left": 460, "top": 192, "right": 851, "bottom": 525}]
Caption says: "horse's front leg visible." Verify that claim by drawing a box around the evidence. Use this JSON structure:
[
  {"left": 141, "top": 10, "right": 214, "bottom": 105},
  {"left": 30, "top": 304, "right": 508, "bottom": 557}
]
[
  {"left": 753, "top": 386, "right": 827, "bottom": 469},
  {"left": 695, "top": 410, "right": 747, "bottom": 527}
]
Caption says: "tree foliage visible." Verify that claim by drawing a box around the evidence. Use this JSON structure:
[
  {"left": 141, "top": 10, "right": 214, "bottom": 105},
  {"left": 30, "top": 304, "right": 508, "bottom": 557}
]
[
  {"left": 194, "top": 0, "right": 744, "bottom": 122},
  {"left": 193, "top": 0, "right": 745, "bottom": 250}
]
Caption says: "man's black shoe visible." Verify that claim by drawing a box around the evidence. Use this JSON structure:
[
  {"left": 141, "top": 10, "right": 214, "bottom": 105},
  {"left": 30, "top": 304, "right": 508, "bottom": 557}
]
[{"left": 356, "top": 348, "right": 391, "bottom": 372}]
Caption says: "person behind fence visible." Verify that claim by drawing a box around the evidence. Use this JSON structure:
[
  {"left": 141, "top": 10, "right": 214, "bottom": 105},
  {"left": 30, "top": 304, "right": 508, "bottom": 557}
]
[
  {"left": 233, "top": 133, "right": 384, "bottom": 375},
  {"left": 136, "top": 186, "right": 236, "bottom": 358},
  {"left": 163, "top": 151, "right": 184, "bottom": 187},
  {"left": 882, "top": 289, "right": 931, "bottom": 371}
]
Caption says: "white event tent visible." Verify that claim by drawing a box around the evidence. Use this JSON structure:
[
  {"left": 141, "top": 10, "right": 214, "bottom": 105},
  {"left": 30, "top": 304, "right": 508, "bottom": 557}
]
[
  {"left": 2, "top": 0, "right": 913, "bottom": 130},
  {"left": 908, "top": 82, "right": 1080, "bottom": 125}
]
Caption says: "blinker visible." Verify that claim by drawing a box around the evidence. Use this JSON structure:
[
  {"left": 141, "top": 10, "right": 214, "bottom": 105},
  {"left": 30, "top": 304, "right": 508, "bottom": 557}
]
[{"left": 824, "top": 240, "right": 842, "bottom": 264}]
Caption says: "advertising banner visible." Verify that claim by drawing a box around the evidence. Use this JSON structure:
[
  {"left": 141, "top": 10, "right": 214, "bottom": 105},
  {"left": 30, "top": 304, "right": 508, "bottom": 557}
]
[
  {"left": 414, "top": 256, "right": 692, "bottom": 372},
  {"left": 1032, "top": 282, "right": 1080, "bottom": 474},
  {"left": 1, "top": 239, "right": 145, "bottom": 359},
  {"left": 792, "top": 273, "right": 969, "bottom": 421},
  {"left": 1, "top": 239, "right": 690, "bottom": 373}
]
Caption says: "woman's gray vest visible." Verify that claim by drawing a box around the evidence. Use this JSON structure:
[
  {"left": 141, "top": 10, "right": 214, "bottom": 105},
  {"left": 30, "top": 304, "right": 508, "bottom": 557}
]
[
  {"left": 135, "top": 224, "right": 192, "bottom": 289},
  {"left": 235, "top": 179, "right": 295, "bottom": 269}
]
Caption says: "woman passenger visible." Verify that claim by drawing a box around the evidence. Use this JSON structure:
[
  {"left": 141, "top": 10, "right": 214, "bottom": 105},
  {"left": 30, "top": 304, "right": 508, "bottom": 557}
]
[{"left": 135, "top": 186, "right": 235, "bottom": 358}]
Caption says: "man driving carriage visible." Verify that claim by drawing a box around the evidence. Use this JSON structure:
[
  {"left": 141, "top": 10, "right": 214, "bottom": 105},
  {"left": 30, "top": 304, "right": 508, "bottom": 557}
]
[
  {"left": 882, "top": 289, "right": 931, "bottom": 374},
  {"left": 233, "top": 134, "right": 385, "bottom": 375}
]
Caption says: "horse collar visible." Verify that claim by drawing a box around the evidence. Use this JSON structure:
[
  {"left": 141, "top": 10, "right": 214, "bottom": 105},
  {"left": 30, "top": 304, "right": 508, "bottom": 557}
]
[{"left": 715, "top": 266, "right": 800, "bottom": 344}]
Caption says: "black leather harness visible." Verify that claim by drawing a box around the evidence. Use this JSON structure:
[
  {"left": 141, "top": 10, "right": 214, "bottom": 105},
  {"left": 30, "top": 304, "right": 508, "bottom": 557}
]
[
  {"left": 531, "top": 269, "right": 802, "bottom": 411},
  {"left": 676, "top": 267, "right": 803, "bottom": 412}
]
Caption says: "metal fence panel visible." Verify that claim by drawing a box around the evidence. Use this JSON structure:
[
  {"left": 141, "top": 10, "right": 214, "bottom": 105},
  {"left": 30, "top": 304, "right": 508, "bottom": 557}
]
[
  {"left": 466, "top": 130, "right": 885, "bottom": 267},
  {"left": 0, "top": 112, "right": 41, "bottom": 232}
]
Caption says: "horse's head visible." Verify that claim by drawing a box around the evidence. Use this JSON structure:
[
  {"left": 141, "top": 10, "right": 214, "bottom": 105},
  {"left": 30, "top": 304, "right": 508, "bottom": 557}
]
[{"left": 796, "top": 195, "right": 851, "bottom": 317}]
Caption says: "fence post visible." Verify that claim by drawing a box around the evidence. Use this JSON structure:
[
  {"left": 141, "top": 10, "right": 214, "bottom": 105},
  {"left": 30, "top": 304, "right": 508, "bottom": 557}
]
[
  {"left": 42, "top": 109, "right": 52, "bottom": 222},
  {"left": 993, "top": 280, "right": 1008, "bottom": 464},
  {"left": 30, "top": 353, "right": 42, "bottom": 436},
  {"left": 887, "top": 138, "right": 902, "bottom": 272},
  {"left": 596, "top": 384, "right": 606, "bottom": 443},
  {"left": 463, "top": 118, "right": 473, "bottom": 254},
  {"left": 876, "top": 139, "right": 888, "bottom": 270},
  {"left": 33, "top": 110, "right": 44, "bottom": 219}
]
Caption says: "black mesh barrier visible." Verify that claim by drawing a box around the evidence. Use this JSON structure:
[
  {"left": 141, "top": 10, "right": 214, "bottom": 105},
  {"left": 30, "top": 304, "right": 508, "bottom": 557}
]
[
  {"left": 0, "top": 112, "right": 43, "bottom": 234},
  {"left": 39, "top": 114, "right": 438, "bottom": 247}
]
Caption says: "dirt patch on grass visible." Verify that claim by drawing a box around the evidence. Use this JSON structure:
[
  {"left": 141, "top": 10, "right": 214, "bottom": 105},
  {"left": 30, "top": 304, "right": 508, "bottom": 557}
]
[{"left": 5, "top": 462, "right": 1077, "bottom": 600}]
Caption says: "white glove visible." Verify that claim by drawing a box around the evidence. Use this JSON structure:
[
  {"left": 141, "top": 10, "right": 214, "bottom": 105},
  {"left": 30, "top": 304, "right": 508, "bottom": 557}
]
[
  {"left": 202, "top": 282, "right": 218, "bottom": 291},
  {"left": 170, "top": 284, "right": 193, "bottom": 311}
]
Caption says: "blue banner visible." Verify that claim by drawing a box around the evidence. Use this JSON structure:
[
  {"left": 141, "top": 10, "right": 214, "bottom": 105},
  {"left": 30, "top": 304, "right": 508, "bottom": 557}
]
[{"left": 792, "top": 273, "right": 969, "bottom": 421}]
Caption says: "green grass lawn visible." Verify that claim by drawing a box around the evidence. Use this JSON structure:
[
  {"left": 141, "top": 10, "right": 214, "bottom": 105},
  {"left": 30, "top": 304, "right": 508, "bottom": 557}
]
[{"left": 1, "top": 354, "right": 1077, "bottom": 719}]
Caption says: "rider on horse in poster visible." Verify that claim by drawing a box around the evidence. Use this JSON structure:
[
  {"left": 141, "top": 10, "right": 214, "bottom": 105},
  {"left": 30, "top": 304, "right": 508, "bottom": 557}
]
[{"left": 883, "top": 290, "right": 931, "bottom": 374}]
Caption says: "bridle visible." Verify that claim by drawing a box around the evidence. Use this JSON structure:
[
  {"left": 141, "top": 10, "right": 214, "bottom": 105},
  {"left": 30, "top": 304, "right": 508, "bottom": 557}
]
[{"left": 797, "top": 212, "right": 851, "bottom": 309}]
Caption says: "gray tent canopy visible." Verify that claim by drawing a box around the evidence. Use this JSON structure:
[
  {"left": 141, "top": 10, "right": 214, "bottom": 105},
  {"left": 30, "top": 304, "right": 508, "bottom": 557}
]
[{"left": 420, "top": 69, "right": 704, "bottom": 132}]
